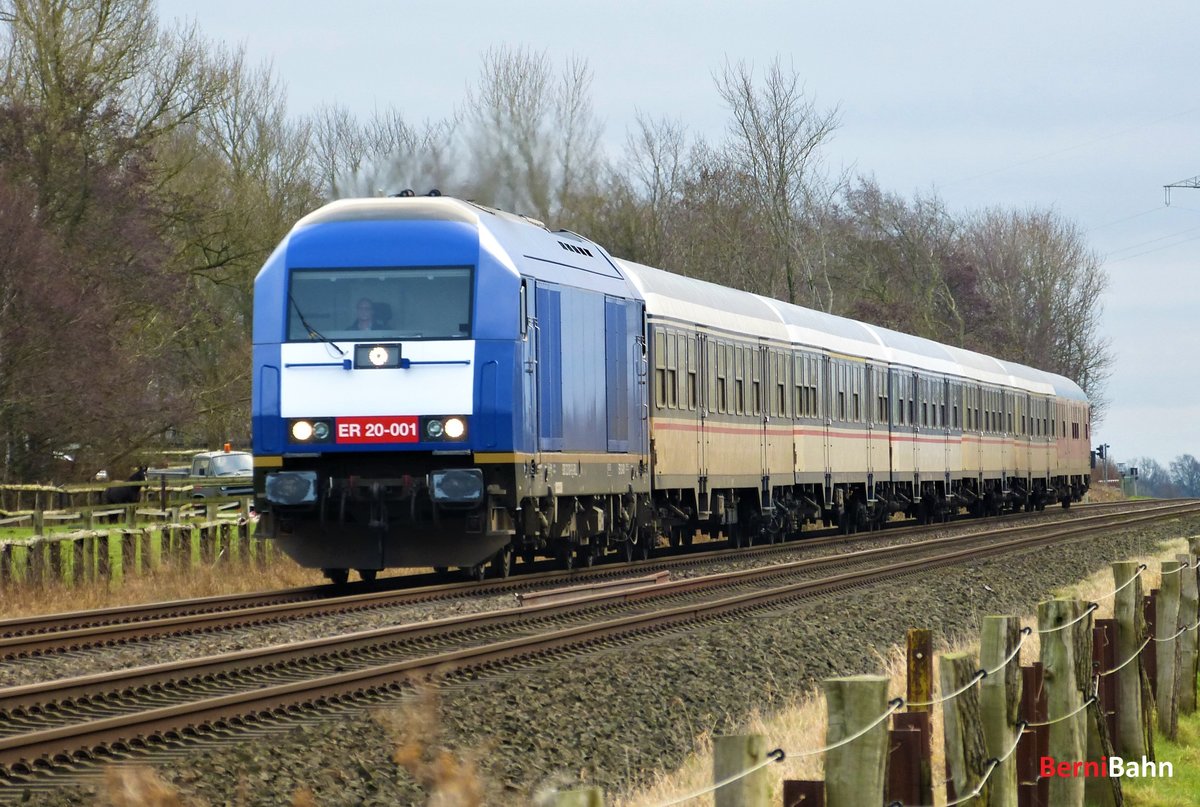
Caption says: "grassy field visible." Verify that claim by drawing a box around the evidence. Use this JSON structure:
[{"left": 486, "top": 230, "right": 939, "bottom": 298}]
[{"left": 1123, "top": 689, "right": 1200, "bottom": 807}]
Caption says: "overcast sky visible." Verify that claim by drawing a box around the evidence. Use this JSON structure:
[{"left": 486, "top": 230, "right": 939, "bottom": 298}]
[{"left": 158, "top": 0, "right": 1200, "bottom": 469}]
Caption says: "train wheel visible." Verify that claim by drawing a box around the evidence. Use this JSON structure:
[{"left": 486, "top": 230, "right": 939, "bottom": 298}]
[
  {"left": 637, "top": 527, "right": 654, "bottom": 560},
  {"left": 493, "top": 546, "right": 513, "bottom": 579},
  {"left": 323, "top": 568, "right": 349, "bottom": 586},
  {"left": 357, "top": 569, "right": 378, "bottom": 583},
  {"left": 469, "top": 563, "right": 486, "bottom": 582},
  {"left": 557, "top": 546, "right": 575, "bottom": 571}
]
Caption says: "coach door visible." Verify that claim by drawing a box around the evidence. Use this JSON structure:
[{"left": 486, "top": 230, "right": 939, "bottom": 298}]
[
  {"left": 822, "top": 355, "right": 833, "bottom": 484},
  {"left": 697, "top": 332, "right": 709, "bottom": 488},
  {"left": 757, "top": 345, "right": 770, "bottom": 492},
  {"left": 911, "top": 372, "right": 921, "bottom": 482}
]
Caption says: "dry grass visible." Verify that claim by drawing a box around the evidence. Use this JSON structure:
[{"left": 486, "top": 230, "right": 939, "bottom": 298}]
[
  {"left": 0, "top": 557, "right": 330, "bottom": 621},
  {"left": 617, "top": 535, "right": 1198, "bottom": 806},
  {"left": 375, "top": 686, "right": 487, "bottom": 807}
]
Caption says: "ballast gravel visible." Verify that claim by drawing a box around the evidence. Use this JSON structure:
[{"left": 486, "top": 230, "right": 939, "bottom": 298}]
[
  {"left": 5, "top": 514, "right": 1198, "bottom": 807},
  {"left": 0, "top": 505, "right": 1140, "bottom": 690}
]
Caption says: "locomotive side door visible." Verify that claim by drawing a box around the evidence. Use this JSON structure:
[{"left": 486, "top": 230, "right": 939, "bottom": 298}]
[{"left": 520, "top": 279, "right": 539, "bottom": 454}]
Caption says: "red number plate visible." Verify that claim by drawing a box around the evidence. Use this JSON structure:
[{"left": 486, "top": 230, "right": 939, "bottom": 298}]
[{"left": 334, "top": 416, "right": 419, "bottom": 444}]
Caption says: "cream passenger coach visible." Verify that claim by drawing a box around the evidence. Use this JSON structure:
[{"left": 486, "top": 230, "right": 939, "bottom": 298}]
[{"left": 625, "top": 257, "right": 1091, "bottom": 544}]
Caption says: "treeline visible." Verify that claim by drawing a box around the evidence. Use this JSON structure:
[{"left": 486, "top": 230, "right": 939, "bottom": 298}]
[
  {"left": 0, "top": 0, "right": 1111, "bottom": 482},
  {"left": 1129, "top": 455, "right": 1200, "bottom": 499}
]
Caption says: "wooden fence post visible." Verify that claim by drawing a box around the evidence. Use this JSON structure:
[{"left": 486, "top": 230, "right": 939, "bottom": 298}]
[
  {"left": 981, "top": 616, "right": 1021, "bottom": 807},
  {"left": 1111, "top": 561, "right": 1149, "bottom": 760},
  {"left": 32, "top": 509, "right": 44, "bottom": 537},
  {"left": 887, "top": 712, "right": 931, "bottom": 807},
  {"left": 95, "top": 533, "right": 111, "bottom": 581},
  {"left": 824, "top": 675, "right": 888, "bottom": 807},
  {"left": 27, "top": 539, "right": 46, "bottom": 586},
  {"left": 71, "top": 537, "right": 86, "bottom": 585},
  {"left": 713, "top": 734, "right": 770, "bottom": 807},
  {"left": 907, "top": 628, "right": 933, "bottom": 711},
  {"left": 1157, "top": 561, "right": 1183, "bottom": 739},
  {"left": 940, "top": 652, "right": 989, "bottom": 806},
  {"left": 47, "top": 538, "right": 64, "bottom": 583},
  {"left": 1081, "top": 617, "right": 1120, "bottom": 807},
  {"left": 1092, "top": 619, "right": 1118, "bottom": 748},
  {"left": 1017, "top": 663, "right": 1048, "bottom": 807},
  {"left": 0, "top": 542, "right": 11, "bottom": 588},
  {"left": 782, "top": 780, "right": 825, "bottom": 806},
  {"left": 1175, "top": 554, "right": 1198, "bottom": 715},
  {"left": 554, "top": 787, "right": 603, "bottom": 806},
  {"left": 1038, "top": 598, "right": 1085, "bottom": 807},
  {"left": 1143, "top": 591, "right": 1158, "bottom": 700},
  {"left": 121, "top": 530, "right": 141, "bottom": 577}
]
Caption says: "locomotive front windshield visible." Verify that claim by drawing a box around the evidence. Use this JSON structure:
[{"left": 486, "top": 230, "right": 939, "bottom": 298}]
[{"left": 287, "top": 267, "right": 473, "bottom": 341}]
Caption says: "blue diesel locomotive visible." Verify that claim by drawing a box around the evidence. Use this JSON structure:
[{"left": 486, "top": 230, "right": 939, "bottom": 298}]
[
  {"left": 252, "top": 195, "right": 1091, "bottom": 583},
  {"left": 252, "top": 196, "right": 650, "bottom": 582}
]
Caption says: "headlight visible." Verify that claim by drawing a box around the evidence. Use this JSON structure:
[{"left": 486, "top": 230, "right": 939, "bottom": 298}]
[
  {"left": 288, "top": 419, "right": 331, "bottom": 443},
  {"left": 444, "top": 417, "right": 466, "bottom": 439},
  {"left": 426, "top": 419, "right": 444, "bottom": 438},
  {"left": 429, "top": 469, "right": 484, "bottom": 504},
  {"left": 266, "top": 471, "right": 318, "bottom": 505}
]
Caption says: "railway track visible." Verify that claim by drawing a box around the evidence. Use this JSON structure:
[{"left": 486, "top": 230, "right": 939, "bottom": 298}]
[
  {"left": 1, "top": 499, "right": 1196, "bottom": 786},
  {"left": 0, "top": 499, "right": 1165, "bottom": 660}
]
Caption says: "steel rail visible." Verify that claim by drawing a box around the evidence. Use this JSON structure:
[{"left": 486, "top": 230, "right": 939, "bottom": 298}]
[
  {"left": 0, "top": 500, "right": 1142, "bottom": 643},
  {"left": 1, "top": 500, "right": 1196, "bottom": 778},
  {"left": 0, "top": 500, "right": 1187, "bottom": 660}
]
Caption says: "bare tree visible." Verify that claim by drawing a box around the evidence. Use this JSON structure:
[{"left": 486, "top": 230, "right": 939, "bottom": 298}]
[
  {"left": 464, "top": 46, "right": 602, "bottom": 221},
  {"left": 837, "top": 178, "right": 965, "bottom": 341},
  {"left": 714, "top": 57, "right": 841, "bottom": 309},
  {"left": 961, "top": 208, "right": 1112, "bottom": 418}
]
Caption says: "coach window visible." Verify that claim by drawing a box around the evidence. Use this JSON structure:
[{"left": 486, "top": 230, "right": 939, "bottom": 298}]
[
  {"left": 734, "top": 347, "right": 745, "bottom": 415},
  {"left": 793, "top": 356, "right": 804, "bottom": 417},
  {"left": 855, "top": 365, "right": 863, "bottom": 421},
  {"left": 654, "top": 330, "right": 667, "bottom": 408},
  {"left": 812, "top": 359, "right": 821, "bottom": 418},
  {"left": 751, "top": 349, "right": 762, "bottom": 416},
  {"left": 775, "top": 354, "right": 787, "bottom": 417},
  {"left": 689, "top": 339, "right": 699, "bottom": 411},
  {"left": 706, "top": 339, "right": 718, "bottom": 413},
  {"left": 716, "top": 344, "right": 728, "bottom": 414}
]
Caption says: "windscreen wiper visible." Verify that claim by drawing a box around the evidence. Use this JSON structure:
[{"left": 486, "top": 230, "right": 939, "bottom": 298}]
[{"left": 288, "top": 295, "right": 345, "bottom": 355}]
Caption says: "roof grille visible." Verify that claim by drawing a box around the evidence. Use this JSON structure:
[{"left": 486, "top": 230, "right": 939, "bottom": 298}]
[{"left": 559, "top": 240, "right": 593, "bottom": 258}]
